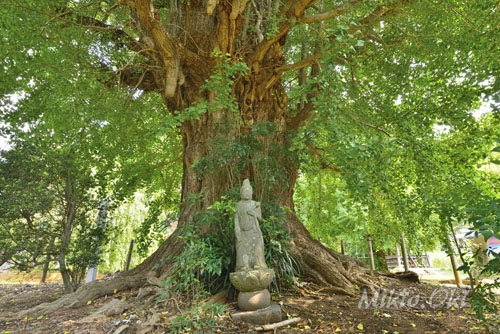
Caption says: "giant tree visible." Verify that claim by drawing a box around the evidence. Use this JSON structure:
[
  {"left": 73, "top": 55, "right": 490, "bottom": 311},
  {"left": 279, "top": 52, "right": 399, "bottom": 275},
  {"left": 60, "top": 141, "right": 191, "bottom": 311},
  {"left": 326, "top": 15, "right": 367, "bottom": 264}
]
[{"left": 1, "top": 0, "right": 499, "bottom": 312}]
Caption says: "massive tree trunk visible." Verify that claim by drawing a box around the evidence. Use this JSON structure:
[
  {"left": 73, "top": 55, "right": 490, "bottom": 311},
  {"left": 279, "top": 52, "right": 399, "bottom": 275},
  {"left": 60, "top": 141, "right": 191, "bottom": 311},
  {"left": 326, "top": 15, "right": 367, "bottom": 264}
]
[
  {"left": 173, "top": 104, "right": 372, "bottom": 296},
  {"left": 19, "top": 0, "right": 381, "bottom": 316}
]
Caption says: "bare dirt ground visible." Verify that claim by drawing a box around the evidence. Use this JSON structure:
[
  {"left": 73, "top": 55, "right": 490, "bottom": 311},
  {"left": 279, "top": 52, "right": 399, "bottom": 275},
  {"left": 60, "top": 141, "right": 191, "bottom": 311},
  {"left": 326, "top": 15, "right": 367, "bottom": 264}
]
[{"left": 0, "top": 276, "right": 488, "bottom": 334}]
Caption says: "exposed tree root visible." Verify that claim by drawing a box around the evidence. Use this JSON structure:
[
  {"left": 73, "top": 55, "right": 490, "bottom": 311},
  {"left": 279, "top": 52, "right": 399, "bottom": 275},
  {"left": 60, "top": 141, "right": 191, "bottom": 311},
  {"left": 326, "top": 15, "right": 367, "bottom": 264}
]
[
  {"left": 18, "top": 272, "right": 146, "bottom": 318},
  {"left": 80, "top": 298, "right": 129, "bottom": 322},
  {"left": 380, "top": 270, "right": 420, "bottom": 283},
  {"left": 284, "top": 211, "right": 377, "bottom": 296},
  {"left": 293, "top": 242, "right": 377, "bottom": 296},
  {"left": 17, "top": 234, "right": 184, "bottom": 318}
]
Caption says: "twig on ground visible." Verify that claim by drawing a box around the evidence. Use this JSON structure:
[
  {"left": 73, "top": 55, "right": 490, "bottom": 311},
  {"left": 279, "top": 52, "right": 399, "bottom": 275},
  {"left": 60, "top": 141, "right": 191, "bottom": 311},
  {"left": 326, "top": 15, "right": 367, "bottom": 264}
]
[{"left": 255, "top": 317, "right": 302, "bottom": 331}]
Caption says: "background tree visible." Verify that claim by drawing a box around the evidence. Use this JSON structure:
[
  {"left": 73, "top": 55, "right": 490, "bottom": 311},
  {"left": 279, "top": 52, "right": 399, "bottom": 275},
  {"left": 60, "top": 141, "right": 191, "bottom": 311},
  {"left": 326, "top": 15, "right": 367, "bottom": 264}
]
[
  {"left": 0, "top": 145, "right": 56, "bottom": 275},
  {"left": 0, "top": 141, "right": 102, "bottom": 292}
]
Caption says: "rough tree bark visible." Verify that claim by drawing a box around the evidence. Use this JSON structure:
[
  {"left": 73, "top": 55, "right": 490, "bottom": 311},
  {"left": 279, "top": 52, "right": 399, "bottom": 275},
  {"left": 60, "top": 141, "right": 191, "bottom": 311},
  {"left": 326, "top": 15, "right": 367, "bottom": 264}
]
[{"left": 18, "top": 0, "right": 398, "bottom": 316}]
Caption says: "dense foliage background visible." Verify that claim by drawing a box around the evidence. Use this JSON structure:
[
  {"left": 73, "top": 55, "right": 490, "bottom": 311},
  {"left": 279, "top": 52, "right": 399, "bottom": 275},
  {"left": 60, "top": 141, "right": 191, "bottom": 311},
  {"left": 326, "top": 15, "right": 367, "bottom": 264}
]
[{"left": 0, "top": 0, "right": 499, "bottom": 325}]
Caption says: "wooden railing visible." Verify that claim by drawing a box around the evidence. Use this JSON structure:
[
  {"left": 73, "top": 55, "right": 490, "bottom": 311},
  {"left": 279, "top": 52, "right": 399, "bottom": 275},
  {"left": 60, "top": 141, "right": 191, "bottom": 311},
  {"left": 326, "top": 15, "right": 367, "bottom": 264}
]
[{"left": 385, "top": 254, "right": 431, "bottom": 269}]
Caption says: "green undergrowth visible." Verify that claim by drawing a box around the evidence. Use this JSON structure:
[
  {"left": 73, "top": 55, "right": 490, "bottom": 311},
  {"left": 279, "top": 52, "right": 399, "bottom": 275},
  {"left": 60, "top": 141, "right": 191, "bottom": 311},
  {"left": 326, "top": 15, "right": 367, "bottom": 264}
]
[{"left": 154, "top": 193, "right": 300, "bottom": 332}]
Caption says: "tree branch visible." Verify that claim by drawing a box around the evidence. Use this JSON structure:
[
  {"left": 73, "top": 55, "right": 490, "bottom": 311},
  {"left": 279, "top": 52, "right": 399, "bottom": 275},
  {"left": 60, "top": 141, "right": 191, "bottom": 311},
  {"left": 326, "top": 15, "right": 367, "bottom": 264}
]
[
  {"left": 300, "top": 0, "right": 361, "bottom": 24},
  {"left": 306, "top": 142, "right": 342, "bottom": 172},
  {"left": 251, "top": 0, "right": 364, "bottom": 65},
  {"left": 359, "top": 0, "right": 414, "bottom": 27},
  {"left": 1, "top": 1, "right": 142, "bottom": 52},
  {"left": 133, "top": 0, "right": 182, "bottom": 98},
  {"left": 287, "top": 0, "right": 414, "bottom": 131},
  {"left": 352, "top": 117, "right": 393, "bottom": 137},
  {"left": 276, "top": 54, "right": 322, "bottom": 73},
  {"left": 286, "top": 99, "right": 317, "bottom": 131},
  {"left": 249, "top": 0, "right": 316, "bottom": 64},
  {"left": 20, "top": 210, "right": 60, "bottom": 238}
]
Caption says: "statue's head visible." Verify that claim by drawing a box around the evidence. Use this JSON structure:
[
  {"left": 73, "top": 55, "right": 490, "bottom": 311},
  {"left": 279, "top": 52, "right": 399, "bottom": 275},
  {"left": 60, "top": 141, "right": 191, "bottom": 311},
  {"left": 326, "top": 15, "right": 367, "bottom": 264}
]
[{"left": 240, "top": 179, "right": 253, "bottom": 200}]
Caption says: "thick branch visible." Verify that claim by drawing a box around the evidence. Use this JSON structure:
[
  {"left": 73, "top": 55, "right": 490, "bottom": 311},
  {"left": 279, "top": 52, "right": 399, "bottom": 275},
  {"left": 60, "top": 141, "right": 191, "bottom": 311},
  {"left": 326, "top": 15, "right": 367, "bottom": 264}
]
[
  {"left": 35, "top": 3, "right": 145, "bottom": 52},
  {"left": 250, "top": 0, "right": 364, "bottom": 65},
  {"left": 133, "top": 0, "right": 181, "bottom": 97},
  {"left": 70, "top": 17, "right": 142, "bottom": 52},
  {"left": 286, "top": 99, "right": 316, "bottom": 131},
  {"left": 285, "top": 36, "right": 323, "bottom": 131},
  {"left": 276, "top": 54, "right": 322, "bottom": 73},
  {"left": 360, "top": 0, "right": 414, "bottom": 26},
  {"left": 249, "top": 0, "right": 315, "bottom": 64},
  {"left": 20, "top": 211, "right": 60, "bottom": 238}
]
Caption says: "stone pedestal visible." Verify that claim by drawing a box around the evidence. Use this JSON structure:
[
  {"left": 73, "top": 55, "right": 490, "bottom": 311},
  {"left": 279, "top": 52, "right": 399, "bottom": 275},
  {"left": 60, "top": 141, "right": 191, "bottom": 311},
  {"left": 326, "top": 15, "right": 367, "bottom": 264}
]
[
  {"left": 238, "top": 289, "right": 270, "bottom": 311},
  {"left": 230, "top": 268, "right": 282, "bottom": 324},
  {"left": 231, "top": 304, "right": 283, "bottom": 325}
]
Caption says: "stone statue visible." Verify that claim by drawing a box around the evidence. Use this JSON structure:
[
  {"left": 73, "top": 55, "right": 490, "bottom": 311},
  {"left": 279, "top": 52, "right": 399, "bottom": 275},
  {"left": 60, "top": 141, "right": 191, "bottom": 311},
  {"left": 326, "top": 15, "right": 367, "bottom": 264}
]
[
  {"left": 229, "top": 179, "right": 281, "bottom": 324},
  {"left": 234, "top": 179, "right": 267, "bottom": 271}
]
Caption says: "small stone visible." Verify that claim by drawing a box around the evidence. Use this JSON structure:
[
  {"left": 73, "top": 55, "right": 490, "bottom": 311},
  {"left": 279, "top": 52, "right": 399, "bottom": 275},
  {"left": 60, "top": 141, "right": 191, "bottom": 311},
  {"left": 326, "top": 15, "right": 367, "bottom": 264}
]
[{"left": 231, "top": 304, "right": 282, "bottom": 325}]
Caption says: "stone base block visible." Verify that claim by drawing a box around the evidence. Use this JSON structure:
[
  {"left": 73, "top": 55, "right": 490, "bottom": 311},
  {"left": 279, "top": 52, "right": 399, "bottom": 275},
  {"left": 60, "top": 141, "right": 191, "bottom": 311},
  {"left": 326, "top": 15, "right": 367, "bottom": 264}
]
[
  {"left": 238, "top": 289, "right": 270, "bottom": 311},
  {"left": 231, "top": 304, "right": 282, "bottom": 325}
]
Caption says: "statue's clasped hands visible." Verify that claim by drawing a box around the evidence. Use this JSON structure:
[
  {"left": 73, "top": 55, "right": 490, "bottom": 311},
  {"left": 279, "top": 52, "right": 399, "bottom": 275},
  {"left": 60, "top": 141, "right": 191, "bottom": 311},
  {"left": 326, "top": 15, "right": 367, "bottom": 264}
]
[{"left": 246, "top": 202, "right": 261, "bottom": 217}]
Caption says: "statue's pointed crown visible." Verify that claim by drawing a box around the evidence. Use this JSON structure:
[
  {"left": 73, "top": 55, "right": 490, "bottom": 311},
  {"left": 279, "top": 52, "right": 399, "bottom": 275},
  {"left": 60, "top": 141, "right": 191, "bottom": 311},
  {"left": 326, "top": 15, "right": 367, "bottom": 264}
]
[{"left": 241, "top": 178, "right": 252, "bottom": 190}]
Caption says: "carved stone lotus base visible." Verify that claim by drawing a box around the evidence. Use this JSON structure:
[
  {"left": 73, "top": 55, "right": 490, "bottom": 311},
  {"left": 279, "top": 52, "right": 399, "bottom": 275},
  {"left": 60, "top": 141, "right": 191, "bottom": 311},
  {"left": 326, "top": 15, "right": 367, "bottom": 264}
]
[
  {"left": 229, "top": 268, "right": 275, "bottom": 292},
  {"left": 230, "top": 268, "right": 280, "bottom": 324}
]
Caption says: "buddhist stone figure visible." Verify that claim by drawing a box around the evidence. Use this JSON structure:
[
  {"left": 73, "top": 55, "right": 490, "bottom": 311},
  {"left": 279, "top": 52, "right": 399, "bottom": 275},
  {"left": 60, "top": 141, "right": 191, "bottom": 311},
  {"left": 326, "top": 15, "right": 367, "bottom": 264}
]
[
  {"left": 234, "top": 179, "right": 267, "bottom": 271},
  {"left": 229, "top": 179, "right": 281, "bottom": 324}
]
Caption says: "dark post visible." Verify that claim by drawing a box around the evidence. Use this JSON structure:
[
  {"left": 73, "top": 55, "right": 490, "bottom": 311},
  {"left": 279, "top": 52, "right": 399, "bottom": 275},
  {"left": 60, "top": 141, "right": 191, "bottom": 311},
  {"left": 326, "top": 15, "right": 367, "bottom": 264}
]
[
  {"left": 125, "top": 239, "right": 134, "bottom": 271},
  {"left": 400, "top": 233, "right": 409, "bottom": 272},
  {"left": 446, "top": 237, "right": 462, "bottom": 287},
  {"left": 340, "top": 240, "right": 345, "bottom": 255}
]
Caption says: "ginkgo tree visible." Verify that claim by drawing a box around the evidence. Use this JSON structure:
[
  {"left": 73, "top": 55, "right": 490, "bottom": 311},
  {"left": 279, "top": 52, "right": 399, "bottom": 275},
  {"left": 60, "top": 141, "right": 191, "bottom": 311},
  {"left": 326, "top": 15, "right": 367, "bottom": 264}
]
[{"left": 1, "top": 0, "right": 499, "bottom": 313}]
